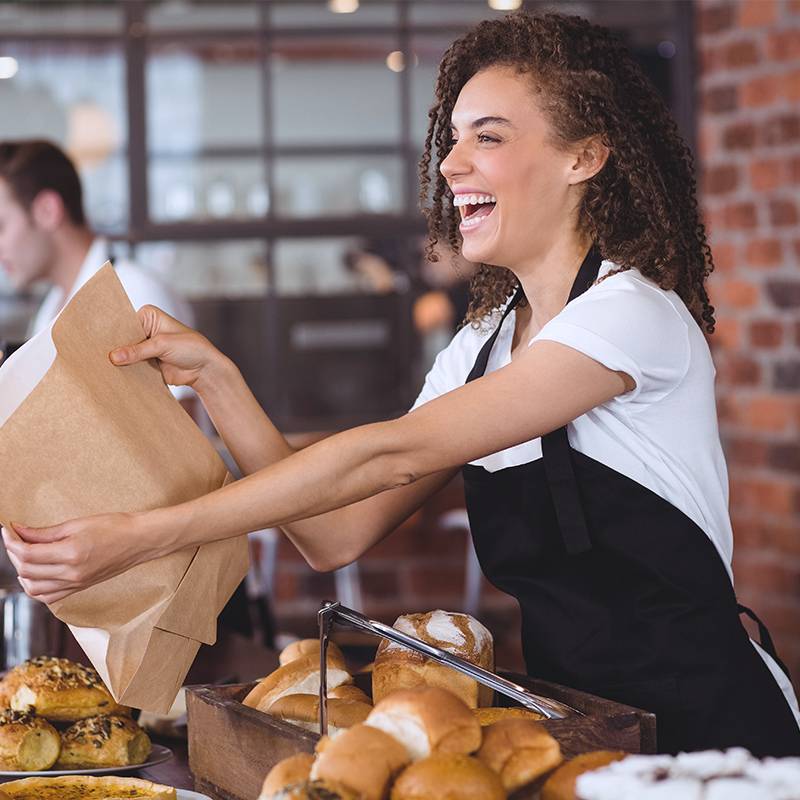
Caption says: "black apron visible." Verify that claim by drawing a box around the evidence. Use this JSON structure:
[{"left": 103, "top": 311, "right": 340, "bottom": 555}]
[{"left": 462, "top": 247, "right": 800, "bottom": 755}]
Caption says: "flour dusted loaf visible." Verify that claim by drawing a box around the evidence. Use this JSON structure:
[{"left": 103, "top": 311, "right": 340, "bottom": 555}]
[
  {"left": 372, "top": 610, "right": 494, "bottom": 708},
  {"left": 5, "top": 657, "right": 129, "bottom": 722},
  {"left": 0, "top": 709, "right": 61, "bottom": 771},
  {"left": 0, "top": 775, "right": 176, "bottom": 799},
  {"left": 56, "top": 713, "right": 151, "bottom": 769}
]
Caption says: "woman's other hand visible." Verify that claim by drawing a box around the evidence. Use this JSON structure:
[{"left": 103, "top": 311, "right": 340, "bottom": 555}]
[
  {"left": 109, "top": 305, "right": 226, "bottom": 394},
  {"left": 1, "top": 514, "right": 154, "bottom": 604}
]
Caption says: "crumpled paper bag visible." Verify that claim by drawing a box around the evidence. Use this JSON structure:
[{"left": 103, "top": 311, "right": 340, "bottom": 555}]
[{"left": 0, "top": 264, "right": 249, "bottom": 713}]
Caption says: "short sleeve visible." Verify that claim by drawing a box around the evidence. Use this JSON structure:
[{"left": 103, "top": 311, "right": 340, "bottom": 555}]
[{"left": 531, "top": 273, "right": 691, "bottom": 406}]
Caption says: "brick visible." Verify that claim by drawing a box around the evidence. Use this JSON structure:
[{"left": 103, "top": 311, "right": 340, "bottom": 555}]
[
  {"left": 775, "top": 360, "right": 800, "bottom": 390},
  {"left": 703, "top": 163, "right": 739, "bottom": 194},
  {"left": 761, "top": 113, "right": 800, "bottom": 146},
  {"left": 745, "top": 237, "right": 782, "bottom": 266},
  {"left": 767, "top": 29, "right": 800, "bottom": 61},
  {"left": 723, "top": 120, "right": 758, "bottom": 149},
  {"left": 713, "top": 317, "right": 741, "bottom": 349},
  {"left": 739, "top": 0, "right": 778, "bottom": 27},
  {"left": 769, "top": 199, "right": 799, "bottom": 226},
  {"left": 722, "top": 38, "right": 761, "bottom": 68},
  {"left": 766, "top": 280, "right": 800, "bottom": 308},
  {"left": 741, "top": 74, "right": 780, "bottom": 107},
  {"left": 721, "top": 354, "right": 762, "bottom": 385},
  {"left": 744, "top": 395, "right": 794, "bottom": 432},
  {"left": 785, "top": 69, "right": 800, "bottom": 102},
  {"left": 790, "top": 156, "right": 800, "bottom": 185},
  {"left": 698, "top": 3, "right": 736, "bottom": 35},
  {"left": 790, "top": 0, "right": 800, "bottom": 13},
  {"left": 732, "top": 518, "right": 800, "bottom": 557},
  {"left": 730, "top": 479, "right": 799, "bottom": 516},
  {"left": 702, "top": 85, "right": 738, "bottom": 113},
  {"left": 767, "top": 443, "right": 800, "bottom": 473},
  {"left": 722, "top": 202, "right": 758, "bottom": 228},
  {"left": 749, "top": 159, "right": 782, "bottom": 192},
  {"left": 734, "top": 557, "right": 800, "bottom": 597},
  {"left": 721, "top": 279, "right": 760, "bottom": 307},
  {"left": 749, "top": 319, "right": 784, "bottom": 348},
  {"left": 711, "top": 242, "right": 738, "bottom": 273},
  {"left": 725, "top": 435, "right": 768, "bottom": 466}
]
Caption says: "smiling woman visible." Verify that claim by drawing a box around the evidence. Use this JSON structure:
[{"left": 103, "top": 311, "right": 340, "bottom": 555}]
[{"left": 4, "top": 11, "right": 800, "bottom": 759}]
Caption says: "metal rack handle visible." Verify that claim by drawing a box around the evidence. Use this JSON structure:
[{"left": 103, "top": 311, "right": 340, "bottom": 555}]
[{"left": 317, "top": 601, "right": 579, "bottom": 735}]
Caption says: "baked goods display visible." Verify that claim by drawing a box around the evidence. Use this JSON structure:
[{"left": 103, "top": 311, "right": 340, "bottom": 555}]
[
  {"left": 259, "top": 752, "right": 315, "bottom": 800},
  {"left": 279, "top": 639, "right": 346, "bottom": 668},
  {"left": 0, "top": 710, "right": 61, "bottom": 771},
  {"left": 390, "top": 752, "right": 506, "bottom": 800},
  {"left": 477, "top": 718, "right": 563, "bottom": 793},
  {"left": 1, "top": 657, "right": 129, "bottom": 722},
  {"left": 267, "top": 694, "right": 372, "bottom": 735},
  {"left": 56, "top": 714, "right": 152, "bottom": 769},
  {"left": 474, "top": 706, "right": 544, "bottom": 726},
  {"left": 0, "top": 775, "right": 177, "bottom": 799},
  {"left": 541, "top": 749, "right": 625, "bottom": 800},
  {"left": 372, "top": 610, "right": 495, "bottom": 708}
]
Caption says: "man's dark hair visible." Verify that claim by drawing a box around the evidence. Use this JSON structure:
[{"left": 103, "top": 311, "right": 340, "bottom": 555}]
[{"left": 0, "top": 139, "right": 86, "bottom": 226}]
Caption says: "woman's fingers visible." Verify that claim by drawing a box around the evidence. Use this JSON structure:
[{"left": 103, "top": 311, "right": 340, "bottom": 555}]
[
  {"left": 19, "top": 577, "right": 76, "bottom": 604},
  {"left": 8, "top": 522, "right": 69, "bottom": 544},
  {"left": 109, "top": 335, "right": 169, "bottom": 366}
]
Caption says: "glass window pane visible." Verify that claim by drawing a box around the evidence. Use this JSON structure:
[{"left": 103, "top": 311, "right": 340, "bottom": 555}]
[
  {"left": 0, "top": 42, "right": 129, "bottom": 233},
  {"left": 148, "top": 156, "right": 268, "bottom": 223},
  {"left": 134, "top": 240, "right": 269, "bottom": 299},
  {"left": 0, "top": 3, "right": 122, "bottom": 34},
  {"left": 271, "top": 0, "right": 397, "bottom": 28},
  {"left": 272, "top": 36, "right": 400, "bottom": 145},
  {"left": 273, "top": 238, "right": 363, "bottom": 296},
  {"left": 147, "top": 1, "right": 260, "bottom": 31},
  {"left": 147, "top": 40, "right": 264, "bottom": 153},
  {"left": 410, "top": 36, "right": 452, "bottom": 144},
  {"left": 274, "top": 156, "right": 403, "bottom": 218}
]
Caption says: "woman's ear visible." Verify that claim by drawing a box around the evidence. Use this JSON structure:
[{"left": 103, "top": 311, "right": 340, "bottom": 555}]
[{"left": 567, "top": 135, "right": 610, "bottom": 185}]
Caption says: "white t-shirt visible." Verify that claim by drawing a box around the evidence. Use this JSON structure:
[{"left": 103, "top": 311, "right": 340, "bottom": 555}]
[
  {"left": 30, "top": 238, "right": 194, "bottom": 400},
  {"left": 411, "top": 260, "right": 799, "bottom": 723}
]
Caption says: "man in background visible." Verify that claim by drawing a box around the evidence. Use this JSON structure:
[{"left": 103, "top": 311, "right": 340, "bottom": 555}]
[{"left": 0, "top": 139, "right": 192, "bottom": 357}]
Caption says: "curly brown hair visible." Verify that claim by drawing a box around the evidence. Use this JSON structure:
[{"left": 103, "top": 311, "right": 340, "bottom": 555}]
[{"left": 419, "top": 12, "right": 715, "bottom": 333}]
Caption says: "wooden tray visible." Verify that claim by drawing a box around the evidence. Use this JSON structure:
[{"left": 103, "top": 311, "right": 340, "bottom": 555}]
[{"left": 186, "top": 676, "right": 655, "bottom": 800}]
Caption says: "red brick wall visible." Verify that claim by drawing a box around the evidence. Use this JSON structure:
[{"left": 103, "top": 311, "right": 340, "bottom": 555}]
[{"left": 697, "top": 0, "right": 800, "bottom": 679}]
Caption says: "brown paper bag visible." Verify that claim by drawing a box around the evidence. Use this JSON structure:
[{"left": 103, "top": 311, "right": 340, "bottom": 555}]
[{"left": 0, "top": 264, "right": 249, "bottom": 713}]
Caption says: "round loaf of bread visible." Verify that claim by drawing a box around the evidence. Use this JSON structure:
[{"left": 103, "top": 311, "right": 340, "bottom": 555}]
[
  {"left": 390, "top": 753, "right": 505, "bottom": 800},
  {"left": 259, "top": 752, "right": 315, "bottom": 799},
  {"left": 6, "top": 657, "right": 129, "bottom": 722},
  {"left": 477, "top": 718, "right": 563, "bottom": 792},
  {"left": 266, "top": 694, "right": 372, "bottom": 735},
  {"left": 243, "top": 655, "right": 353, "bottom": 711},
  {"left": 279, "top": 639, "right": 346, "bottom": 668},
  {"left": 310, "top": 723, "right": 410, "bottom": 800},
  {"left": 56, "top": 714, "right": 151, "bottom": 769},
  {"left": 474, "top": 706, "right": 544, "bottom": 726},
  {"left": 541, "top": 751, "right": 627, "bottom": 800},
  {"left": 372, "top": 611, "right": 494, "bottom": 708},
  {"left": 0, "top": 775, "right": 176, "bottom": 799},
  {"left": 0, "top": 710, "right": 61, "bottom": 771},
  {"left": 365, "top": 686, "right": 481, "bottom": 761}
]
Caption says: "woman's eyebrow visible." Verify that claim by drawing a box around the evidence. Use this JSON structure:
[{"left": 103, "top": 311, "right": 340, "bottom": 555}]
[{"left": 450, "top": 116, "right": 516, "bottom": 131}]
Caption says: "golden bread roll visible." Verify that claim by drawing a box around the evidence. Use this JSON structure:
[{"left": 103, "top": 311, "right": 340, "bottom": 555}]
[
  {"left": 372, "top": 611, "right": 494, "bottom": 708},
  {"left": 477, "top": 718, "right": 562, "bottom": 792},
  {"left": 0, "top": 775, "right": 176, "bottom": 799},
  {"left": 365, "top": 686, "right": 481, "bottom": 761},
  {"left": 474, "top": 706, "right": 544, "bottom": 726},
  {"left": 390, "top": 753, "right": 505, "bottom": 800},
  {"left": 279, "top": 639, "right": 346, "bottom": 668},
  {"left": 310, "top": 723, "right": 410, "bottom": 800},
  {"left": 328, "top": 684, "right": 372, "bottom": 704},
  {"left": 259, "top": 752, "right": 315, "bottom": 799},
  {"left": 541, "top": 751, "right": 627, "bottom": 800},
  {"left": 0, "top": 709, "right": 60, "bottom": 771},
  {"left": 266, "top": 693, "right": 372, "bottom": 734},
  {"left": 56, "top": 714, "right": 151, "bottom": 769},
  {"left": 6, "top": 657, "right": 129, "bottom": 722},
  {"left": 244, "top": 655, "right": 352, "bottom": 711}
]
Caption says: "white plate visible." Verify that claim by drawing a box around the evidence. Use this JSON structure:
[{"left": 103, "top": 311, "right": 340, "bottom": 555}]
[
  {"left": 0, "top": 743, "right": 173, "bottom": 779},
  {"left": 177, "top": 792, "right": 213, "bottom": 800}
]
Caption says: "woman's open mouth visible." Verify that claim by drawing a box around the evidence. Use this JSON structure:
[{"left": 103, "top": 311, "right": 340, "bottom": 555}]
[{"left": 453, "top": 193, "right": 497, "bottom": 231}]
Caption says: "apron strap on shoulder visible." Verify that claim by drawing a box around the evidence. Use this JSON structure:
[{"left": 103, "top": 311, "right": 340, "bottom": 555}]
[{"left": 738, "top": 603, "right": 792, "bottom": 681}]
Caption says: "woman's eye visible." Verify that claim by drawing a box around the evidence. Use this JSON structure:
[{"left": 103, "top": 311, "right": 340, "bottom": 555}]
[{"left": 478, "top": 133, "right": 499, "bottom": 144}]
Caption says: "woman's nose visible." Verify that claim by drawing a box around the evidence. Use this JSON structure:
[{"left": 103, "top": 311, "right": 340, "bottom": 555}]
[{"left": 440, "top": 140, "right": 469, "bottom": 181}]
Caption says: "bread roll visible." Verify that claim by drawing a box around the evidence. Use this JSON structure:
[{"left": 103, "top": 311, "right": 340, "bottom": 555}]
[
  {"left": 372, "top": 611, "right": 494, "bottom": 708},
  {"left": 541, "top": 751, "right": 627, "bottom": 800},
  {"left": 6, "top": 657, "right": 129, "bottom": 722},
  {"left": 390, "top": 753, "right": 505, "bottom": 800},
  {"left": 0, "top": 775, "right": 176, "bottom": 799},
  {"left": 56, "top": 714, "right": 151, "bottom": 769},
  {"left": 0, "top": 710, "right": 60, "bottom": 771},
  {"left": 474, "top": 706, "right": 544, "bottom": 726},
  {"left": 267, "top": 694, "right": 371, "bottom": 734},
  {"left": 243, "top": 654, "right": 352, "bottom": 711},
  {"left": 279, "top": 639, "right": 346, "bottom": 668},
  {"left": 477, "top": 718, "right": 562, "bottom": 792},
  {"left": 310, "top": 723, "right": 410, "bottom": 800},
  {"left": 259, "top": 752, "right": 315, "bottom": 799},
  {"left": 328, "top": 684, "right": 371, "bottom": 704},
  {"left": 365, "top": 687, "right": 481, "bottom": 761}
]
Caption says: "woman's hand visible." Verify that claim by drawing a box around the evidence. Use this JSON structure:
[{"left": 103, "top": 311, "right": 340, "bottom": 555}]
[
  {"left": 110, "top": 305, "right": 227, "bottom": 394},
  {"left": 1, "top": 514, "right": 153, "bottom": 604}
]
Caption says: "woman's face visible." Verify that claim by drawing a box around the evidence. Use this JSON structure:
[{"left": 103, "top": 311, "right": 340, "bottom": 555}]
[{"left": 440, "top": 65, "right": 582, "bottom": 269}]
